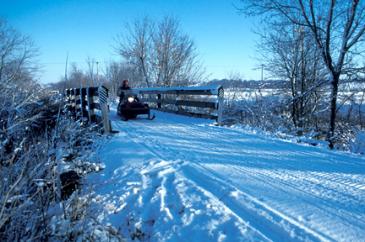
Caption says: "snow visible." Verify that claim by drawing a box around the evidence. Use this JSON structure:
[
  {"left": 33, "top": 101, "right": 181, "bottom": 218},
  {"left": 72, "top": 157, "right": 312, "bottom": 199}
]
[{"left": 85, "top": 107, "right": 365, "bottom": 241}]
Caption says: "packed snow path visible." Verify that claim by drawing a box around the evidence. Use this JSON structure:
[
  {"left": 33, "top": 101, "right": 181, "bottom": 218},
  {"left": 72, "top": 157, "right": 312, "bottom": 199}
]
[{"left": 88, "top": 109, "right": 365, "bottom": 241}]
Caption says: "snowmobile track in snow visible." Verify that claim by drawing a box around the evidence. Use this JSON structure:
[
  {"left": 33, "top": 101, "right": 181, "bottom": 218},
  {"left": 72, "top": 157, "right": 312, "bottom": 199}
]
[
  {"left": 89, "top": 109, "right": 365, "bottom": 241},
  {"left": 118, "top": 119, "right": 332, "bottom": 240}
]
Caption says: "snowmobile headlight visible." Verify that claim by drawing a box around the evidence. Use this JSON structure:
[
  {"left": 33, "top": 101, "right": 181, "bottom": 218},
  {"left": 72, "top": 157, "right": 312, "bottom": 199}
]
[{"left": 127, "top": 97, "right": 135, "bottom": 103}]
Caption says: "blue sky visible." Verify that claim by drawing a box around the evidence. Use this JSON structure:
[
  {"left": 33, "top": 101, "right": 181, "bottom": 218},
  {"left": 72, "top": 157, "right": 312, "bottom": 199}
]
[{"left": 0, "top": 0, "right": 261, "bottom": 84}]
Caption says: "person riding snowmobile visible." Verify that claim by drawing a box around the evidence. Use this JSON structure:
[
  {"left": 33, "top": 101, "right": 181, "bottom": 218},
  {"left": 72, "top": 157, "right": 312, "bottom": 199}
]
[
  {"left": 117, "top": 80, "right": 153, "bottom": 120},
  {"left": 117, "top": 79, "right": 131, "bottom": 102}
]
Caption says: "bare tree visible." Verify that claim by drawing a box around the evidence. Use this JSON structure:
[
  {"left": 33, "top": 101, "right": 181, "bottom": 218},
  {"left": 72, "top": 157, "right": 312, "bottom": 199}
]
[
  {"left": 151, "top": 17, "right": 203, "bottom": 86},
  {"left": 68, "top": 63, "right": 86, "bottom": 87},
  {"left": 240, "top": 0, "right": 365, "bottom": 148},
  {"left": 0, "top": 19, "right": 38, "bottom": 85},
  {"left": 115, "top": 16, "right": 205, "bottom": 87},
  {"left": 116, "top": 17, "right": 152, "bottom": 87},
  {"left": 49, "top": 65, "right": 86, "bottom": 91},
  {"left": 257, "top": 18, "right": 328, "bottom": 134},
  {"left": 104, "top": 61, "right": 121, "bottom": 96},
  {"left": 0, "top": 19, "right": 40, "bottom": 138},
  {"left": 103, "top": 61, "right": 139, "bottom": 97},
  {"left": 85, "top": 57, "right": 96, "bottom": 87}
]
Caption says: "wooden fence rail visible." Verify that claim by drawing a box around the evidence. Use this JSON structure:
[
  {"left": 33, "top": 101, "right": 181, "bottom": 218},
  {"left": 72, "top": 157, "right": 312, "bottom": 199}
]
[
  {"left": 64, "top": 86, "right": 111, "bottom": 133},
  {"left": 133, "top": 85, "right": 224, "bottom": 124}
]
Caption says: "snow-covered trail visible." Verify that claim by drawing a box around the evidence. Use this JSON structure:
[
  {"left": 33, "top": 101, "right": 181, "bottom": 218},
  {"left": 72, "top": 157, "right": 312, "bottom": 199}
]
[{"left": 88, "top": 109, "right": 365, "bottom": 241}]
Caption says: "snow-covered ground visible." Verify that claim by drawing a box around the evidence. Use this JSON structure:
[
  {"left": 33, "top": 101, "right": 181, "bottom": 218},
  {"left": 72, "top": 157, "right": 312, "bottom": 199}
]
[{"left": 86, "top": 108, "right": 365, "bottom": 241}]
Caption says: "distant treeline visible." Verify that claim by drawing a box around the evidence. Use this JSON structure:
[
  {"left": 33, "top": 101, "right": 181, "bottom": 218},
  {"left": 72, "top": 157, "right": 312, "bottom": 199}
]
[{"left": 205, "top": 79, "right": 290, "bottom": 89}]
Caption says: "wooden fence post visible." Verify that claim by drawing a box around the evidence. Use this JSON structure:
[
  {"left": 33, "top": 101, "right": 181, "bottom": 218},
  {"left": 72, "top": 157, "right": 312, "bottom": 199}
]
[
  {"left": 217, "top": 87, "right": 224, "bottom": 125},
  {"left": 81, "top": 88, "right": 88, "bottom": 119},
  {"left": 157, "top": 94, "right": 161, "bottom": 109},
  {"left": 98, "top": 86, "right": 111, "bottom": 133},
  {"left": 78, "top": 87, "right": 82, "bottom": 119},
  {"left": 65, "top": 89, "right": 71, "bottom": 113},
  {"left": 74, "top": 88, "right": 80, "bottom": 120},
  {"left": 86, "top": 87, "right": 93, "bottom": 122},
  {"left": 70, "top": 88, "right": 76, "bottom": 118}
]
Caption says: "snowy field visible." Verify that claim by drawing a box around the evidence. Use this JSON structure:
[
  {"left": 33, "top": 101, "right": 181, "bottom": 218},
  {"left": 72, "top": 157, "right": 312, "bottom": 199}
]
[
  {"left": 86, "top": 108, "right": 365, "bottom": 241},
  {"left": 224, "top": 88, "right": 365, "bottom": 106}
]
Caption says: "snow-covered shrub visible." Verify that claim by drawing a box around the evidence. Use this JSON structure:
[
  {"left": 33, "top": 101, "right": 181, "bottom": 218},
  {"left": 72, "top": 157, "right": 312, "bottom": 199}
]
[
  {"left": 0, "top": 19, "right": 117, "bottom": 240},
  {"left": 0, "top": 79, "right": 106, "bottom": 240},
  {"left": 222, "top": 86, "right": 364, "bottom": 152},
  {"left": 224, "top": 89, "right": 293, "bottom": 134},
  {"left": 350, "top": 131, "right": 365, "bottom": 154},
  {"left": 0, "top": 89, "right": 110, "bottom": 240},
  {"left": 0, "top": 91, "right": 61, "bottom": 240}
]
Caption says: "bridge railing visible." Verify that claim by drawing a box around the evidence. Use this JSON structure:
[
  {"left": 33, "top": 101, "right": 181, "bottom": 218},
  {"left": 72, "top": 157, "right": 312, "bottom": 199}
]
[
  {"left": 133, "top": 85, "right": 224, "bottom": 124},
  {"left": 64, "top": 86, "right": 111, "bottom": 133}
]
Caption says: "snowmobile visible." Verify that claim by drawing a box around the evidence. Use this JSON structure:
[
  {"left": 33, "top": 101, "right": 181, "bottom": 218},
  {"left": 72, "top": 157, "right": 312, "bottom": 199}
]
[{"left": 117, "top": 92, "right": 155, "bottom": 121}]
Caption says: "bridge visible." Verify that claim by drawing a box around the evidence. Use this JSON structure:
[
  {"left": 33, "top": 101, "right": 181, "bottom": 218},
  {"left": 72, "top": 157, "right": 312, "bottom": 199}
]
[{"left": 65, "top": 85, "right": 365, "bottom": 240}]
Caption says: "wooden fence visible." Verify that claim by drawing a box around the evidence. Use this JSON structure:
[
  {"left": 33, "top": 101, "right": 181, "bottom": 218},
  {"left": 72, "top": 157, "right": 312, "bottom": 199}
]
[
  {"left": 64, "top": 86, "right": 111, "bottom": 133},
  {"left": 133, "top": 85, "right": 224, "bottom": 124}
]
